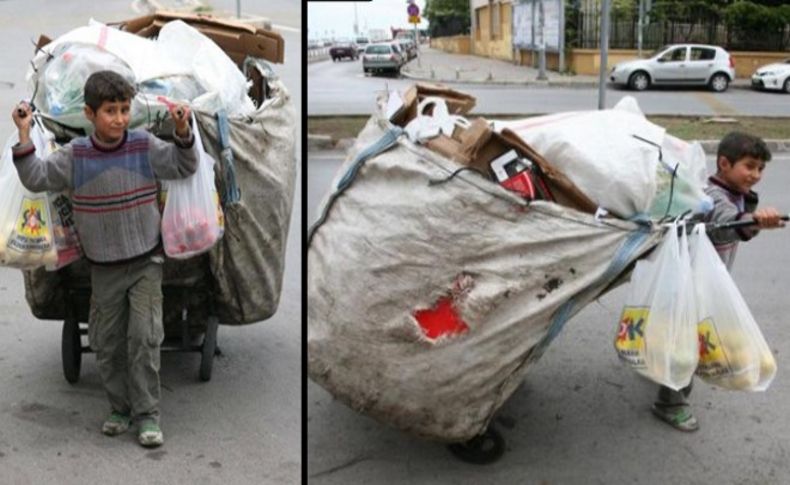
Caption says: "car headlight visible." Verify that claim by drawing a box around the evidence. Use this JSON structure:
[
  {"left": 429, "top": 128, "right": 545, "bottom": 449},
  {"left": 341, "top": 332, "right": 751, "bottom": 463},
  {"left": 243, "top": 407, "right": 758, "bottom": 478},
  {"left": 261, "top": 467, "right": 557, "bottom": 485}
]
[{"left": 758, "top": 71, "right": 774, "bottom": 76}]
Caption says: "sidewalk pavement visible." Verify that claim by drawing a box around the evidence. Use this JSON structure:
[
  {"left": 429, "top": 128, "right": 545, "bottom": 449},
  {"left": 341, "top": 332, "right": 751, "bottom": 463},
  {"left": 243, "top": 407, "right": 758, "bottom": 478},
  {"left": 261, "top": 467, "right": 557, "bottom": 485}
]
[{"left": 401, "top": 47, "right": 753, "bottom": 89}]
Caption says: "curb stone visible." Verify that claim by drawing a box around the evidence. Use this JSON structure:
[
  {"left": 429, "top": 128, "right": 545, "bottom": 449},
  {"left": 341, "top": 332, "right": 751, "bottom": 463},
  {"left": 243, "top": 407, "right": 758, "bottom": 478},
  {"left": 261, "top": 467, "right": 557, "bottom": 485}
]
[{"left": 400, "top": 67, "right": 754, "bottom": 90}]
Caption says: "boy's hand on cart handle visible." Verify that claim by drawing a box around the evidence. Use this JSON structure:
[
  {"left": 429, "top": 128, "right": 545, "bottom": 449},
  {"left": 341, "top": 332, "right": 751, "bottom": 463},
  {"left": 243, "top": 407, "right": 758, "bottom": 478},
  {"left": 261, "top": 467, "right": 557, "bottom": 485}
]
[{"left": 753, "top": 208, "right": 786, "bottom": 229}]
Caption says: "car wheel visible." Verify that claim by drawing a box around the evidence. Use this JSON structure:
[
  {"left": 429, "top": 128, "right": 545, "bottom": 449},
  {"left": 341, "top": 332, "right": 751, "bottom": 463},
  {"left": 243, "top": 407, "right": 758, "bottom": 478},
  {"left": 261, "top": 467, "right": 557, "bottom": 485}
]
[
  {"left": 628, "top": 71, "right": 650, "bottom": 91},
  {"left": 709, "top": 73, "right": 729, "bottom": 92},
  {"left": 783, "top": 78, "right": 790, "bottom": 94}
]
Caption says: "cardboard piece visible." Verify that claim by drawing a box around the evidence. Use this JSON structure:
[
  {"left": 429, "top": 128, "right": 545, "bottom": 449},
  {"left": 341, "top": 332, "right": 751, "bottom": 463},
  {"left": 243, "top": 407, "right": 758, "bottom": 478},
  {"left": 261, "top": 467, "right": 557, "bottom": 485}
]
[
  {"left": 390, "top": 83, "right": 476, "bottom": 127},
  {"left": 110, "top": 11, "right": 284, "bottom": 65}
]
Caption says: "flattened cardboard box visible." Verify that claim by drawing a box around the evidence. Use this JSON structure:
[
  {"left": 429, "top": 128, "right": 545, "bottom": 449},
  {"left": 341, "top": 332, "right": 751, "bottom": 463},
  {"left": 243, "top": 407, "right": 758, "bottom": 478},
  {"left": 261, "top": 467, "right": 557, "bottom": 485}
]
[{"left": 111, "top": 10, "right": 285, "bottom": 65}]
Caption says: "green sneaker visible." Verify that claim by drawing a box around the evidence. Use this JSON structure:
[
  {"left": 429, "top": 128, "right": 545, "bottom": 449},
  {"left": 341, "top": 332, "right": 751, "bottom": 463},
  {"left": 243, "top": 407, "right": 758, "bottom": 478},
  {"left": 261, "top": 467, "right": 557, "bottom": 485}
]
[
  {"left": 102, "top": 411, "right": 131, "bottom": 436},
  {"left": 651, "top": 402, "right": 699, "bottom": 432},
  {"left": 138, "top": 420, "right": 164, "bottom": 448}
]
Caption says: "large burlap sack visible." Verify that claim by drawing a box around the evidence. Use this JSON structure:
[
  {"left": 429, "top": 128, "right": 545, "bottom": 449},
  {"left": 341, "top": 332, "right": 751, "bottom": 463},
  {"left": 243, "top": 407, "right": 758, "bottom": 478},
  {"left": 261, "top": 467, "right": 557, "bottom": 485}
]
[
  {"left": 194, "top": 78, "right": 296, "bottom": 325},
  {"left": 308, "top": 99, "right": 663, "bottom": 442}
]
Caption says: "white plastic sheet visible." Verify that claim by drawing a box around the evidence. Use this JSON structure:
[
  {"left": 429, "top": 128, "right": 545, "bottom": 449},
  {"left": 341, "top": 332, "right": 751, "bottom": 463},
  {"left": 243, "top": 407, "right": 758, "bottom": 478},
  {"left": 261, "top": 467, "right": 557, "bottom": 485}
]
[{"left": 497, "top": 97, "right": 712, "bottom": 220}]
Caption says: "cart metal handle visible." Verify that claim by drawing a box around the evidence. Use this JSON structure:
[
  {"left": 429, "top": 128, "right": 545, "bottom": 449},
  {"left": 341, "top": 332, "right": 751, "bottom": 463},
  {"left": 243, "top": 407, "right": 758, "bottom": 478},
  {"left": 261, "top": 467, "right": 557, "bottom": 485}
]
[{"left": 709, "top": 214, "right": 789, "bottom": 231}]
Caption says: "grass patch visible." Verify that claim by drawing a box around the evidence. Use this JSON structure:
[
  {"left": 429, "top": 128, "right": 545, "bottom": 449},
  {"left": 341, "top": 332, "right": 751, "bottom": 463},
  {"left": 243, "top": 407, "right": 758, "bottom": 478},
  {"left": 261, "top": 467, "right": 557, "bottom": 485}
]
[{"left": 308, "top": 115, "right": 790, "bottom": 143}]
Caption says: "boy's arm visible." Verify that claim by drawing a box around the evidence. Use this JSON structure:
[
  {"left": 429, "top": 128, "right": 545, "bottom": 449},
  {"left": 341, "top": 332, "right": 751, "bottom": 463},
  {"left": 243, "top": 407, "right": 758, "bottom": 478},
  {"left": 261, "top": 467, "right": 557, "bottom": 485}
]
[
  {"left": 146, "top": 128, "right": 199, "bottom": 180},
  {"left": 12, "top": 141, "right": 74, "bottom": 193},
  {"left": 704, "top": 186, "right": 759, "bottom": 245}
]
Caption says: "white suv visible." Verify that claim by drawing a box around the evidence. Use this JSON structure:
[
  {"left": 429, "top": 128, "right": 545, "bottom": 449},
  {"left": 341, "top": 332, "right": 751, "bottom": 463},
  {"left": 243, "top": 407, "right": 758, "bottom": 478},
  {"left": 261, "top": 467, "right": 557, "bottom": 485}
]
[{"left": 609, "top": 44, "right": 735, "bottom": 92}]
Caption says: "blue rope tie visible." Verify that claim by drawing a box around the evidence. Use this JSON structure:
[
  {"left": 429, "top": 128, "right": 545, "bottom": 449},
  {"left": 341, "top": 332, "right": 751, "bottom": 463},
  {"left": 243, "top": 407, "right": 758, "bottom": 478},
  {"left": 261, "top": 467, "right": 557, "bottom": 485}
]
[
  {"left": 216, "top": 109, "right": 241, "bottom": 205},
  {"left": 307, "top": 126, "right": 404, "bottom": 247}
]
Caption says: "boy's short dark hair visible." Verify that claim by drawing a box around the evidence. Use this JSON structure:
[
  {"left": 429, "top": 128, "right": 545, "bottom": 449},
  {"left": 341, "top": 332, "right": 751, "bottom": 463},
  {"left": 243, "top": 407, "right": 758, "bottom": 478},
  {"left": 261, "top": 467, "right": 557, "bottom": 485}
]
[
  {"left": 84, "top": 70, "right": 136, "bottom": 112},
  {"left": 717, "top": 131, "right": 772, "bottom": 165}
]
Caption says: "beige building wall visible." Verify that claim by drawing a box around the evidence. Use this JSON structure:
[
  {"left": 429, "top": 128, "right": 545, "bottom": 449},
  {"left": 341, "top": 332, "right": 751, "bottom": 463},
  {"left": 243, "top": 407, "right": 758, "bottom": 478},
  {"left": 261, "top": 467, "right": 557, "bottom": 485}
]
[{"left": 471, "top": 0, "right": 514, "bottom": 61}]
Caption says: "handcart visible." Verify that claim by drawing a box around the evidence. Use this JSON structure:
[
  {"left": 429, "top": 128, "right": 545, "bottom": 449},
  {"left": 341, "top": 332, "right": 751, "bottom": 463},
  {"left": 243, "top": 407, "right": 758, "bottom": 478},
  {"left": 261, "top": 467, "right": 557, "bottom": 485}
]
[
  {"left": 309, "top": 84, "right": 757, "bottom": 464},
  {"left": 17, "top": 12, "right": 295, "bottom": 384},
  {"left": 53, "top": 256, "right": 221, "bottom": 383}
]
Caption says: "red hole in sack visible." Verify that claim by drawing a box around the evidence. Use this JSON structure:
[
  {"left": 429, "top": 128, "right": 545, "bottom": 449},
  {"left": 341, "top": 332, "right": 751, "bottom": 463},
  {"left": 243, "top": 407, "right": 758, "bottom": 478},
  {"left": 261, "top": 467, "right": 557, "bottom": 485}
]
[{"left": 413, "top": 296, "right": 469, "bottom": 340}]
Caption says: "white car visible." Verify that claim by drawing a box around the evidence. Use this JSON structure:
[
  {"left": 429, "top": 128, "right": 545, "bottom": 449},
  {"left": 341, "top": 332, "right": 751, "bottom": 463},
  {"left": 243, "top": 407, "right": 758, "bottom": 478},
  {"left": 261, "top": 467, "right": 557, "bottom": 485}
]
[
  {"left": 609, "top": 44, "right": 735, "bottom": 92},
  {"left": 751, "top": 59, "right": 790, "bottom": 93}
]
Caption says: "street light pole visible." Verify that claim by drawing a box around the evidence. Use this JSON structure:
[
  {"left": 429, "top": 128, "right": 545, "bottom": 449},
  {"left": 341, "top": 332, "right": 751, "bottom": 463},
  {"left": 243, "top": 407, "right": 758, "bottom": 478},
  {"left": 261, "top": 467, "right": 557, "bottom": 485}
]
[
  {"left": 638, "top": 0, "right": 645, "bottom": 57},
  {"left": 236, "top": 0, "right": 241, "bottom": 18},
  {"left": 597, "top": 0, "right": 610, "bottom": 109}
]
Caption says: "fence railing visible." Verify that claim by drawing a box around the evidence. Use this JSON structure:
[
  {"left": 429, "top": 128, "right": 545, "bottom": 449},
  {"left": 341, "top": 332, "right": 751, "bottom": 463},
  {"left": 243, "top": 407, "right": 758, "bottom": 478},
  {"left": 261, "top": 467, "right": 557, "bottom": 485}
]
[{"left": 570, "top": 11, "right": 789, "bottom": 51}]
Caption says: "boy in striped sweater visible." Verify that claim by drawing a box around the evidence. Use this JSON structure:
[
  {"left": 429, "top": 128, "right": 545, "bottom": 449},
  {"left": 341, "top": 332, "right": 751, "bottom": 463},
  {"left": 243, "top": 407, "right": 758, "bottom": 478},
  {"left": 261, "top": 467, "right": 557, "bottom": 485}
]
[{"left": 11, "top": 70, "right": 198, "bottom": 447}]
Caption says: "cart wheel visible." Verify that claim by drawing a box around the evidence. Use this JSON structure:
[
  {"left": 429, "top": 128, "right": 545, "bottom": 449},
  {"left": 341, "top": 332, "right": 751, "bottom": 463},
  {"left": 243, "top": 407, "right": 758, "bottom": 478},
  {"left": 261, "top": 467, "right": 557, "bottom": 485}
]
[
  {"left": 199, "top": 316, "right": 219, "bottom": 382},
  {"left": 446, "top": 427, "right": 505, "bottom": 465},
  {"left": 61, "top": 318, "right": 81, "bottom": 384}
]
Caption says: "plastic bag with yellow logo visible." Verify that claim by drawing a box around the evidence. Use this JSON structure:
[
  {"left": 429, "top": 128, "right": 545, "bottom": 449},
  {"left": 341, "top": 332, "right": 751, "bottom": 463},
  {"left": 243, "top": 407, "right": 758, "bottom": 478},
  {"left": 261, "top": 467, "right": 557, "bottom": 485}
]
[
  {"left": 615, "top": 222, "right": 699, "bottom": 390},
  {"left": 0, "top": 126, "right": 60, "bottom": 270},
  {"left": 689, "top": 223, "right": 776, "bottom": 391}
]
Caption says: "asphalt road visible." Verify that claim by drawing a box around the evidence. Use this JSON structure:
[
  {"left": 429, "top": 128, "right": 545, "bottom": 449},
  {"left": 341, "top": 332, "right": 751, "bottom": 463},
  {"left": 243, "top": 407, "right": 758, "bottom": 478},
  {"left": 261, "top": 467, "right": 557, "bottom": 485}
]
[
  {"left": 0, "top": 1, "right": 301, "bottom": 483},
  {"left": 308, "top": 56, "right": 790, "bottom": 117},
  {"left": 307, "top": 151, "right": 790, "bottom": 484}
]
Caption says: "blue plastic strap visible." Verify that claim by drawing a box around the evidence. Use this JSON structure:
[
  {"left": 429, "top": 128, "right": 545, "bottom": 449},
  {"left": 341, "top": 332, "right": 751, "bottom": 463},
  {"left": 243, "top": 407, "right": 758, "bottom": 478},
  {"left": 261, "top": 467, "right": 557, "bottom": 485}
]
[
  {"left": 307, "top": 126, "right": 404, "bottom": 247},
  {"left": 531, "top": 227, "right": 652, "bottom": 359},
  {"left": 216, "top": 110, "right": 241, "bottom": 204}
]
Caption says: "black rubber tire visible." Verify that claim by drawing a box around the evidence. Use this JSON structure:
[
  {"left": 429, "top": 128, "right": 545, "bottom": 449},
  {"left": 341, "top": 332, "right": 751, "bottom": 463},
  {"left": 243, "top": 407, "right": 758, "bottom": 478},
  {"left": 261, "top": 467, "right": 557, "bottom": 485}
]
[
  {"left": 62, "top": 318, "right": 81, "bottom": 384},
  {"left": 709, "top": 73, "right": 729, "bottom": 92},
  {"left": 199, "top": 316, "right": 219, "bottom": 382},
  {"left": 628, "top": 71, "right": 650, "bottom": 91},
  {"left": 783, "top": 78, "right": 790, "bottom": 94},
  {"left": 446, "top": 427, "right": 506, "bottom": 465}
]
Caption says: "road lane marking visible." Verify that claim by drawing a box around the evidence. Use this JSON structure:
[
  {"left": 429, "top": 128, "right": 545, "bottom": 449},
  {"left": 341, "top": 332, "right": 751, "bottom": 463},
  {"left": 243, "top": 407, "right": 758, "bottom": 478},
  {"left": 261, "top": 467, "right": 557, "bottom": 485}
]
[{"left": 695, "top": 91, "right": 738, "bottom": 115}]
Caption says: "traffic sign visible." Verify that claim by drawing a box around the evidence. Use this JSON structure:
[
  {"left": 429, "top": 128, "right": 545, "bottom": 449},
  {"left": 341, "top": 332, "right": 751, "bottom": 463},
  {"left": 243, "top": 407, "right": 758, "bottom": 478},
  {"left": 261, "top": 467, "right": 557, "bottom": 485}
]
[
  {"left": 407, "top": 3, "right": 419, "bottom": 17},
  {"left": 409, "top": 15, "right": 420, "bottom": 24}
]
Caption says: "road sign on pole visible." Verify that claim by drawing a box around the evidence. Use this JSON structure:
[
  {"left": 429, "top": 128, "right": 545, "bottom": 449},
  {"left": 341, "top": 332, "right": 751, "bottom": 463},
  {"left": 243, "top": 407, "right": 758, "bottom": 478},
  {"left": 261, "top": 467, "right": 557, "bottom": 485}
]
[{"left": 408, "top": 3, "right": 420, "bottom": 24}]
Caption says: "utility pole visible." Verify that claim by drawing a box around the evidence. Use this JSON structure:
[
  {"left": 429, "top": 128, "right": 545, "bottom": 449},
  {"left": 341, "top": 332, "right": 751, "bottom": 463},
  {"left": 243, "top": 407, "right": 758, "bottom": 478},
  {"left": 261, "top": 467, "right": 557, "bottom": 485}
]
[
  {"left": 638, "top": 0, "right": 645, "bottom": 57},
  {"left": 597, "top": 0, "right": 611, "bottom": 109},
  {"left": 236, "top": 0, "right": 241, "bottom": 18},
  {"left": 537, "top": 0, "right": 547, "bottom": 80}
]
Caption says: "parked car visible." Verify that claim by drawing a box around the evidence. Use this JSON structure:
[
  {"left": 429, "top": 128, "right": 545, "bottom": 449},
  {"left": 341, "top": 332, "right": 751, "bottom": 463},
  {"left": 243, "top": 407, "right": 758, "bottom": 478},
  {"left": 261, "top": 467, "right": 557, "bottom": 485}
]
[
  {"left": 362, "top": 43, "right": 404, "bottom": 75},
  {"left": 609, "top": 44, "right": 735, "bottom": 92},
  {"left": 355, "top": 36, "right": 370, "bottom": 54},
  {"left": 397, "top": 39, "right": 416, "bottom": 61},
  {"left": 329, "top": 42, "right": 358, "bottom": 61},
  {"left": 751, "top": 59, "right": 790, "bottom": 93}
]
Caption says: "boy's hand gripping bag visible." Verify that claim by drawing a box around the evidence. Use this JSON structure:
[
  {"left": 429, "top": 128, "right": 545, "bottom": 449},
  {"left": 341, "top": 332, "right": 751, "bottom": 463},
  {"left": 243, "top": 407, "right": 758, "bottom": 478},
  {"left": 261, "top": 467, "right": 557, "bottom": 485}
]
[
  {"left": 689, "top": 223, "right": 776, "bottom": 391},
  {"left": 615, "top": 222, "right": 698, "bottom": 390},
  {"left": 0, "top": 123, "right": 79, "bottom": 270},
  {"left": 161, "top": 116, "right": 224, "bottom": 259}
]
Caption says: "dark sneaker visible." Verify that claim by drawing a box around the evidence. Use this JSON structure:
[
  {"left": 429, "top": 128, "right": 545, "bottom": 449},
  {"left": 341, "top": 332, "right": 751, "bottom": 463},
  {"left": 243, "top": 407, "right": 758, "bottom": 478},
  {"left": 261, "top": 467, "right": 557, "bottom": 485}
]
[
  {"left": 102, "top": 411, "right": 131, "bottom": 436},
  {"left": 138, "top": 420, "right": 164, "bottom": 448},
  {"left": 651, "top": 402, "right": 699, "bottom": 432}
]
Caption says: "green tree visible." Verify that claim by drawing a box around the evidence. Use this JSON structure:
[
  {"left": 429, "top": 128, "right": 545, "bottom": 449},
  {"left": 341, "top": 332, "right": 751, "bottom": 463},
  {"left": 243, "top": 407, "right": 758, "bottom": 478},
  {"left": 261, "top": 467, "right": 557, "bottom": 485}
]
[{"left": 424, "top": 0, "right": 471, "bottom": 37}]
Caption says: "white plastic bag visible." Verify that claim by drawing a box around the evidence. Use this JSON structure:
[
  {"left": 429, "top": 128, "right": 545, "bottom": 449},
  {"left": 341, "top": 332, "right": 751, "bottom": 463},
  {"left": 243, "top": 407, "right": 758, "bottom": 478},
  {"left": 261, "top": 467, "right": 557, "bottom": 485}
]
[
  {"left": 689, "top": 223, "right": 776, "bottom": 391},
  {"left": 615, "top": 222, "right": 699, "bottom": 390},
  {"left": 161, "top": 119, "right": 224, "bottom": 259},
  {"left": 0, "top": 126, "right": 60, "bottom": 269}
]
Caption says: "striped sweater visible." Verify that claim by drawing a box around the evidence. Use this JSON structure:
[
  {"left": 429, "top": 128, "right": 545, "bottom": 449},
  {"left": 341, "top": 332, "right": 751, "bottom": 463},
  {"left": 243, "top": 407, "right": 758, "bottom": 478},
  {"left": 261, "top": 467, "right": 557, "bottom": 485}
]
[{"left": 12, "top": 129, "right": 198, "bottom": 264}]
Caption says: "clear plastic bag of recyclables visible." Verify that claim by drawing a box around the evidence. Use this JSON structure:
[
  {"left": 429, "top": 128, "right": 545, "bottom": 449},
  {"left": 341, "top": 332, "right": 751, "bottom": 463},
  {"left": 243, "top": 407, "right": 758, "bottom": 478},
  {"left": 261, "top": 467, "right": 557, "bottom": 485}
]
[
  {"left": 614, "top": 222, "right": 698, "bottom": 390},
  {"left": 690, "top": 224, "right": 776, "bottom": 391},
  {"left": 161, "top": 116, "right": 224, "bottom": 259},
  {"left": 307, "top": 90, "right": 663, "bottom": 443}
]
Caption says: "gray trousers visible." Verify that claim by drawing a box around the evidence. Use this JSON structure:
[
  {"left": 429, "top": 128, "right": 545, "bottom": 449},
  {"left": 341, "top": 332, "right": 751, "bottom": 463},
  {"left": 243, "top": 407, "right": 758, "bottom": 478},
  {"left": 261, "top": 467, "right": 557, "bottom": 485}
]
[{"left": 88, "top": 257, "right": 164, "bottom": 423}]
